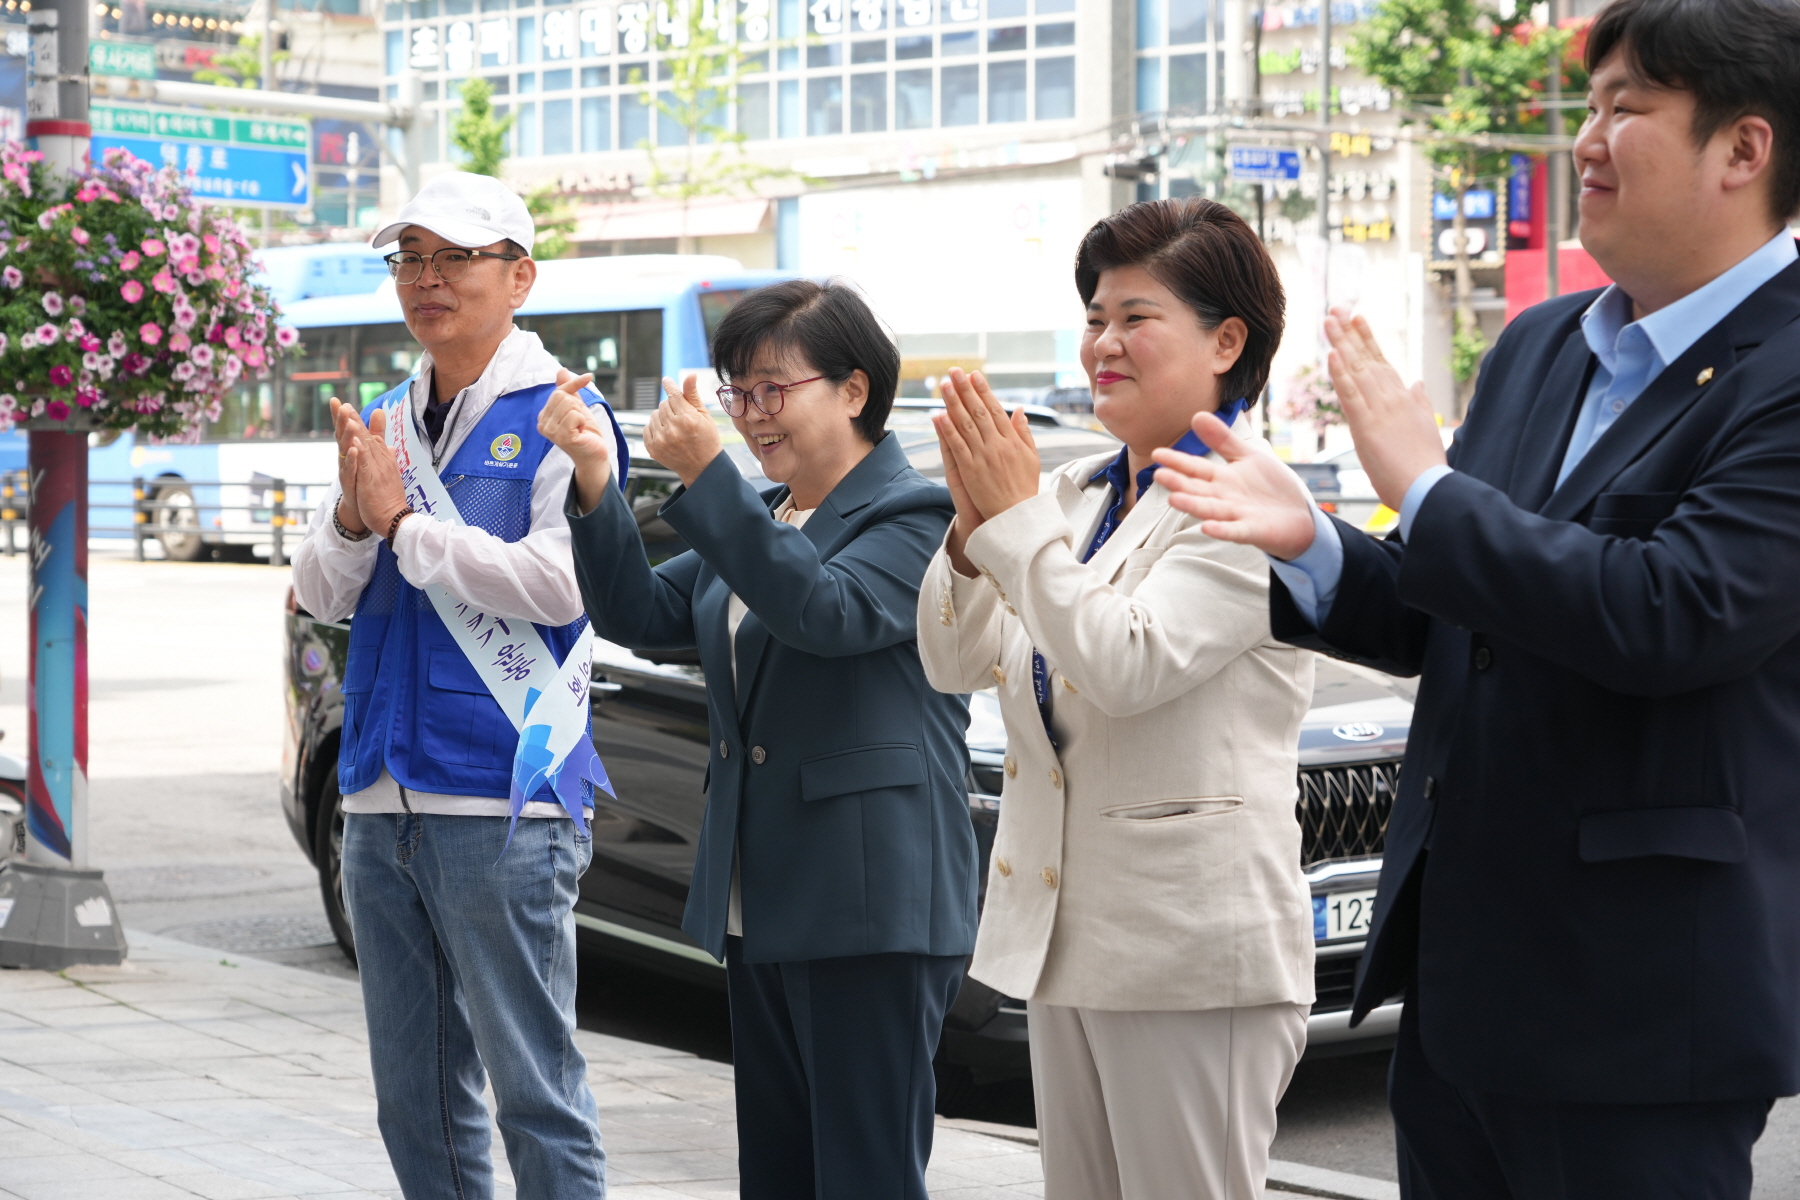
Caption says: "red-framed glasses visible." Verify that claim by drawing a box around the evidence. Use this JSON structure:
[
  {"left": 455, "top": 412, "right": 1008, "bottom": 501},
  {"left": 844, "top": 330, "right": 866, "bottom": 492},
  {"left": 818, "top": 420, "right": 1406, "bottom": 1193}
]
[{"left": 715, "top": 375, "right": 825, "bottom": 417}]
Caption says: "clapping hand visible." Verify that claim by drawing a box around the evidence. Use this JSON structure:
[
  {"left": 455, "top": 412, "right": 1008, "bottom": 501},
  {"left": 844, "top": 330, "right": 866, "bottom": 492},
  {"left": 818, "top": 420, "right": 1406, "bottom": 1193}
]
[
  {"left": 1150, "top": 412, "right": 1320, "bottom": 560},
  {"left": 537, "top": 369, "right": 614, "bottom": 515},
  {"left": 1322, "top": 308, "right": 1445, "bottom": 509},
  {"left": 932, "top": 368, "right": 1039, "bottom": 576},
  {"left": 643, "top": 373, "right": 723, "bottom": 487},
  {"left": 329, "top": 397, "right": 377, "bottom": 536},
  {"left": 349, "top": 407, "right": 410, "bottom": 539}
]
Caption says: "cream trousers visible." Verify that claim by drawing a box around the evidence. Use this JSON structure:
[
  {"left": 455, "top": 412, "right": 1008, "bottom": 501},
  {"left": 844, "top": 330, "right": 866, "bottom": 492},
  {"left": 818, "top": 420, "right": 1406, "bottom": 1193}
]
[{"left": 1028, "top": 1001, "right": 1309, "bottom": 1200}]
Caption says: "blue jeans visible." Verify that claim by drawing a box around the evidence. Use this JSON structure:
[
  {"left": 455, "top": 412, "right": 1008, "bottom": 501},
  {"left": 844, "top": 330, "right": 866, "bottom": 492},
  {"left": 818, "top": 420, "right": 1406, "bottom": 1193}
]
[{"left": 342, "top": 813, "right": 606, "bottom": 1200}]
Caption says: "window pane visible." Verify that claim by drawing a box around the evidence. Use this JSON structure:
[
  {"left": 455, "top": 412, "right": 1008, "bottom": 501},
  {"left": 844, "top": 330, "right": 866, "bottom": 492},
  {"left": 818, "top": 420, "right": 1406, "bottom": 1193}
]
[
  {"left": 942, "top": 63, "right": 978, "bottom": 126},
  {"left": 517, "top": 311, "right": 624, "bottom": 402},
  {"left": 621, "top": 90, "right": 651, "bottom": 147},
  {"left": 1169, "top": 0, "right": 1207, "bottom": 44},
  {"left": 515, "top": 101, "right": 538, "bottom": 154},
  {"left": 540, "top": 96, "right": 571, "bottom": 153},
  {"left": 581, "top": 64, "right": 609, "bottom": 86},
  {"left": 851, "top": 38, "right": 887, "bottom": 62},
  {"left": 739, "top": 80, "right": 771, "bottom": 139},
  {"left": 353, "top": 324, "right": 421, "bottom": 405},
  {"left": 385, "top": 29, "right": 403, "bottom": 74},
  {"left": 779, "top": 78, "right": 801, "bottom": 136},
  {"left": 942, "top": 29, "right": 977, "bottom": 54},
  {"left": 807, "top": 76, "right": 844, "bottom": 135},
  {"left": 1035, "top": 54, "right": 1073, "bottom": 119},
  {"left": 1036, "top": 20, "right": 1072, "bottom": 46},
  {"left": 896, "top": 67, "right": 932, "bottom": 128},
  {"left": 1035, "top": 0, "right": 1074, "bottom": 10},
  {"left": 1169, "top": 52, "right": 1206, "bottom": 111},
  {"left": 897, "top": 33, "right": 932, "bottom": 58},
  {"left": 516, "top": 14, "right": 537, "bottom": 61},
  {"left": 989, "top": 0, "right": 1025, "bottom": 14},
  {"left": 1136, "top": 56, "right": 1162, "bottom": 112},
  {"left": 1137, "top": 0, "right": 1162, "bottom": 47},
  {"left": 988, "top": 61, "right": 1025, "bottom": 123},
  {"left": 657, "top": 95, "right": 687, "bottom": 145},
  {"left": 850, "top": 71, "right": 887, "bottom": 132},
  {"left": 543, "top": 67, "right": 571, "bottom": 90},
  {"left": 517, "top": 71, "right": 538, "bottom": 93},
  {"left": 988, "top": 24, "right": 1026, "bottom": 51},
  {"left": 808, "top": 42, "right": 842, "bottom": 67},
  {"left": 581, "top": 95, "right": 612, "bottom": 150}
]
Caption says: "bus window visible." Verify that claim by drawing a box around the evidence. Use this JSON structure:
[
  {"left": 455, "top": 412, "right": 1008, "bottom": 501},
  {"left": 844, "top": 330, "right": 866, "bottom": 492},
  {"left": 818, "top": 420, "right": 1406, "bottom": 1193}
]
[
  {"left": 207, "top": 382, "right": 276, "bottom": 441},
  {"left": 518, "top": 308, "right": 663, "bottom": 411},
  {"left": 355, "top": 323, "right": 421, "bottom": 406},
  {"left": 697, "top": 289, "right": 749, "bottom": 343},
  {"left": 283, "top": 325, "right": 354, "bottom": 436}
]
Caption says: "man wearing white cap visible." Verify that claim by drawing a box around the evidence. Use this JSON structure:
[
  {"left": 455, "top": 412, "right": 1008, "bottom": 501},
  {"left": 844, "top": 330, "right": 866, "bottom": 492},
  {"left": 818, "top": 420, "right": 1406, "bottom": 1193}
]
[{"left": 291, "top": 171, "right": 626, "bottom": 1200}]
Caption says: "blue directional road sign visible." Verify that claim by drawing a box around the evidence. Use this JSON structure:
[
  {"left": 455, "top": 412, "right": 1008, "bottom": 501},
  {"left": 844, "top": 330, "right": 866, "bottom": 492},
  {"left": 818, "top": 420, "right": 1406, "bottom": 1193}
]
[
  {"left": 89, "top": 104, "right": 311, "bottom": 210},
  {"left": 1228, "top": 146, "right": 1303, "bottom": 183}
]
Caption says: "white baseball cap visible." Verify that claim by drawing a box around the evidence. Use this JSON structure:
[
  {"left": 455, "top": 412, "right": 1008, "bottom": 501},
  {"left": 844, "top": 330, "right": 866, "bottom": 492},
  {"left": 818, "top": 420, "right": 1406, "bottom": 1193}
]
[{"left": 370, "top": 171, "right": 536, "bottom": 253}]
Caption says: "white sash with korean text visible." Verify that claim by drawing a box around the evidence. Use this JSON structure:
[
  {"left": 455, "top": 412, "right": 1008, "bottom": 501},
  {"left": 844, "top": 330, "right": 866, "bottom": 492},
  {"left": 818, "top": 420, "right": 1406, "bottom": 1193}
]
[{"left": 384, "top": 388, "right": 610, "bottom": 842}]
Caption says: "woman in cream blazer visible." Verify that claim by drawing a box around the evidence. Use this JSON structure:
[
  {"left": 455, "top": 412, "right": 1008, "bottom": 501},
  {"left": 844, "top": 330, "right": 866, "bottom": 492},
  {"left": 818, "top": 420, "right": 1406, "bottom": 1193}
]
[{"left": 919, "top": 197, "right": 1314, "bottom": 1200}]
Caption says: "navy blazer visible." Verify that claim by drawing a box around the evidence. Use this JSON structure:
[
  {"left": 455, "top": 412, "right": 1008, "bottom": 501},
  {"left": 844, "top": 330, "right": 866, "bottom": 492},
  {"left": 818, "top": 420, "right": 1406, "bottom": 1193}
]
[
  {"left": 1274, "top": 250, "right": 1800, "bottom": 1104},
  {"left": 567, "top": 432, "right": 979, "bottom": 965}
]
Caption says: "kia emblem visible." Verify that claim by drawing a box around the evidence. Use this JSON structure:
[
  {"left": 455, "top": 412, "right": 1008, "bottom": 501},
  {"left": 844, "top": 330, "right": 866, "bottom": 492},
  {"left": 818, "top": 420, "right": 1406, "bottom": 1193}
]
[{"left": 1333, "top": 722, "right": 1385, "bottom": 742}]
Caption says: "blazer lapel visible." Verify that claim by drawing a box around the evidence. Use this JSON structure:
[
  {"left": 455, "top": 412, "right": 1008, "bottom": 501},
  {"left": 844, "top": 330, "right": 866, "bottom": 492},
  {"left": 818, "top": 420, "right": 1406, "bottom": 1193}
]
[
  {"left": 1085, "top": 482, "right": 1171, "bottom": 583},
  {"left": 1509, "top": 327, "right": 1598, "bottom": 512}
]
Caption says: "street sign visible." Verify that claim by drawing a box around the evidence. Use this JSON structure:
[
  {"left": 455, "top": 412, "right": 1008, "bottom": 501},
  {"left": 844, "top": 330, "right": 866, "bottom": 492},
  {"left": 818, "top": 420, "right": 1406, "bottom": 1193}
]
[
  {"left": 89, "top": 41, "right": 155, "bottom": 80},
  {"left": 1228, "top": 146, "right": 1302, "bottom": 183},
  {"left": 89, "top": 103, "right": 310, "bottom": 209}
]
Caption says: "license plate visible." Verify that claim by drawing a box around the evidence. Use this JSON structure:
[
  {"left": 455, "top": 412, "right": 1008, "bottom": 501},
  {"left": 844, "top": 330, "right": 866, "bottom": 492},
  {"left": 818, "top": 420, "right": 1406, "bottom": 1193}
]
[{"left": 1313, "top": 889, "right": 1378, "bottom": 942}]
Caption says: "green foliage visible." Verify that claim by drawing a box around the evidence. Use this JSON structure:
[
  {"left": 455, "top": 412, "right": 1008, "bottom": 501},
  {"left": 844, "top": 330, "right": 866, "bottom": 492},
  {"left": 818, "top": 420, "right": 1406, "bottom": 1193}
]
[
  {"left": 191, "top": 33, "right": 288, "bottom": 90},
  {"left": 635, "top": 4, "right": 801, "bottom": 202},
  {"left": 525, "top": 185, "right": 576, "bottom": 261},
  {"left": 1451, "top": 322, "right": 1488, "bottom": 383},
  {"left": 450, "top": 78, "right": 513, "bottom": 178}
]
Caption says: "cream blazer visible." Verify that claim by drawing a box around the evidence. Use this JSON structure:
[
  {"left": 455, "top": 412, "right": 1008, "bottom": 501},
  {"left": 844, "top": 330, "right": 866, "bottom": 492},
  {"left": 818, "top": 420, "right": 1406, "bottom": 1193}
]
[{"left": 918, "top": 452, "right": 1316, "bottom": 1011}]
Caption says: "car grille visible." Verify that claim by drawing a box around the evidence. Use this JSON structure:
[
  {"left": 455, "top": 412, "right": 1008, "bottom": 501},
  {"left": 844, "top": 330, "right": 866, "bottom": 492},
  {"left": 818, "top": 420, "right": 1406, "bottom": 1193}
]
[
  {"left": 1314, "top": 953, "right": 1361, "bottom": 1013},
  {"left": 1297, "top": 760, "right": 1399, "bottom": 869}
]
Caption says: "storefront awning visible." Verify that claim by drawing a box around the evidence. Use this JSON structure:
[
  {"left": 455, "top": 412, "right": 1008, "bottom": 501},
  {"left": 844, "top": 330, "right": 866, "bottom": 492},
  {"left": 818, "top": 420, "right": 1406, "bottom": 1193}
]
[{"left": 575, "top": 197, "right": 771, "bottom": 243}]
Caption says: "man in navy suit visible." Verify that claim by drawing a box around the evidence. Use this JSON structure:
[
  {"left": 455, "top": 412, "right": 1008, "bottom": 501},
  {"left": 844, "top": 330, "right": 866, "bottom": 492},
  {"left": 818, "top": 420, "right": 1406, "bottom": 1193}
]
[{"left": 1150, "top": 0, "right": 1800, "bottom": 1194}]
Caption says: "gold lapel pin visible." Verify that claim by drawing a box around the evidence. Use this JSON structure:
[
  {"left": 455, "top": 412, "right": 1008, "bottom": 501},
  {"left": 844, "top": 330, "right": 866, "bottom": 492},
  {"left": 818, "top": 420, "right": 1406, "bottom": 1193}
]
[{"left": 1696, "top": 367, "right": 1715, "bottom": 386}]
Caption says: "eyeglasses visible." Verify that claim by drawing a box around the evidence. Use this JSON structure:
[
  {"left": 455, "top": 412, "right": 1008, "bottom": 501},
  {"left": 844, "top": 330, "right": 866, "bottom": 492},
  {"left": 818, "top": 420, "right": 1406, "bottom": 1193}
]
[
  {"left": 716, "top": 375, "right": 825, "bottom": 417},
  {"left": 384, "top": 247, "right": 523, "bottom": 285}
]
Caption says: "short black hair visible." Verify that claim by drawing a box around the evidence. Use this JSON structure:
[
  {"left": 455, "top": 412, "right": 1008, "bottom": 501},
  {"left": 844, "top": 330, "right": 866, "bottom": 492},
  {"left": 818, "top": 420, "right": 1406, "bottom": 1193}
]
[
  {"left": 1074, "top": 197, "right": 1285, "bottom": 406},
  {"left": 1587, "top": 0, "right": 1800, "bottom": 220},
  {"left": 709, "top": 279, "right": 898, "bottom": 444}
]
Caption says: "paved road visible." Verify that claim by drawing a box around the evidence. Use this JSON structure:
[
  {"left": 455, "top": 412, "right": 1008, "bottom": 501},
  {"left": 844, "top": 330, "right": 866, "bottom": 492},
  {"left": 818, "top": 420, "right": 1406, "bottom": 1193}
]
[{"left": 4, "top": 547, "right": 1799, "bottom": 1194}]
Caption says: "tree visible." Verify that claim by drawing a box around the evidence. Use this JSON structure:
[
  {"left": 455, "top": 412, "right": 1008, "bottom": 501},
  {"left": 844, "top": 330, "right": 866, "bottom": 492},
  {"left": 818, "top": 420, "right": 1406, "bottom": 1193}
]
[
  {"left": 1350, "top": 0, "right": 1572, "bottom": 411},
  {"left": 449, "top": 78, "right": 576, "bottom": 260},
  {"left": 632, "top": 1, "right": 803, "bottom": 252},
  {"left": 192, "top": 32, "right": 288, "bottom": 90}
]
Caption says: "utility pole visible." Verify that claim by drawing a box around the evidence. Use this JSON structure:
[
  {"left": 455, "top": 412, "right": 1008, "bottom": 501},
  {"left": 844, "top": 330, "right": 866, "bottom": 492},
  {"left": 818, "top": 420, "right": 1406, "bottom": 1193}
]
[
  {"left": 260, "top": 0, "right": 274, "bottom": 248},
  {"left": 1318, "top": 0, "right": 1332, "bottom": 304},
  {"left": 1545, "top": 0, "right": 1564, "bottom": 298},
  {"left": 2, "top": 0, "right": 129, "bottom": 970}
]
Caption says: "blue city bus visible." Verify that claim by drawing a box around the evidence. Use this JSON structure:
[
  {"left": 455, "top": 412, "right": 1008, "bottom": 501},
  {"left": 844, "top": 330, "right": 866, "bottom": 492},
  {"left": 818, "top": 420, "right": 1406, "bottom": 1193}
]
[{"left": 7, "top": 245, "right": 791, "bottom": 559}]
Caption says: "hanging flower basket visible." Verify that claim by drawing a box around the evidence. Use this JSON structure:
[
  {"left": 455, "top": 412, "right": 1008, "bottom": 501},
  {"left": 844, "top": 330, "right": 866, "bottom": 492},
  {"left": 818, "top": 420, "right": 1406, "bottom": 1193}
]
[
  {"left": 0, "top": 143, "right": 297, "bottom": 438},
  {"left": 1276, "top": 362, "right": 1343, "bottom": 438}
]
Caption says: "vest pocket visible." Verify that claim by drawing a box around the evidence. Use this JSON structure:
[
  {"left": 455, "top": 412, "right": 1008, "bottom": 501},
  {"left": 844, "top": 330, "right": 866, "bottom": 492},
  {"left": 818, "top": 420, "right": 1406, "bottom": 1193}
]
[{"left": 422, "top": 647, "right": 513, "bottom": 768}]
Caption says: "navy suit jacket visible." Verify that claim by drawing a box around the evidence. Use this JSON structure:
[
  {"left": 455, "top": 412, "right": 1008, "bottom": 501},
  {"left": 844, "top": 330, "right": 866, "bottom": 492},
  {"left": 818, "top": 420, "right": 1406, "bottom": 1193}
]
[
  {"left": 1274, "top": 251, "right": 1800, "bottom": 1104},
  {"left": 567, "top": 432, "right": 979, "bottom": 965}
]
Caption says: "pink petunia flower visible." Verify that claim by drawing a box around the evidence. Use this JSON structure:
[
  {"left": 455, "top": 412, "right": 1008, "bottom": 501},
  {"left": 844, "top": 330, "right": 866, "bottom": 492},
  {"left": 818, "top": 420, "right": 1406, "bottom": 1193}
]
[
  {"left": 119, "top": 251, "right": 140, "bottom": 271},
  {"left": 67, "top": 296, "right": 85, "bottom": 316},
  {"left": 0, "top": 334, "right": 8, "bottom": 356},
  {"left": 184, "top": 271, "right": 204, "bottom": 287},
  {"left": 151, "top": 270, "right": 176, "bottom": 295},
  {"left": 242, "top": 346, "right": 265, "bottom": 368},
  {"left": 139, "top": 322, "right": 163, "bottom": 346},
  {"left": 64, "top": 319, "right": 83, "bottom": 340},
  {"left": 189, "top": 343, "right": 214, "bottom": 367},
  {"left": 81, "top": 352, "right": 102, "bottom": 372},
  {"left": 79, "top": 335, "right": 99, "bottom": 352},
  {"left": 205, "top": 263, "right": 224, "bottom": 281},
  {"left": 44, "top": 400, "right": 69, "bottom": 421},
  {"left": 274, "top": 326, "right": 298, "bottom": 348},
  {"left": 107, "top": 332, "right": 127, "bottom": 358},
  {"left": 2, "top": 266, "right": 21, "bottom": 289},
  {"left": 119, "top": 279, "right": 144, "bottom": 303},
  {"left": 176, "top": 255, "right": 199, "bottom": 274},
  {"left": 141, "top": 238, "right": 165, "bottom": 257},
  {"left": 34, "top": 323, "right": 58, "bottom": 345},
  {"left": 172, "top": 361, "right": 195, "bottom": 381},
  {"left": 168, "top": 331, "right": 191, "bottom": 352},
  {"left": 39, "top": 292, "right": 61, "bottom": 316},
  {"left": 70, "top": 227, "right": 88, "bottom": 246},
  {"left": 48, "top": 364, "right": 72, "bottom": 387}
]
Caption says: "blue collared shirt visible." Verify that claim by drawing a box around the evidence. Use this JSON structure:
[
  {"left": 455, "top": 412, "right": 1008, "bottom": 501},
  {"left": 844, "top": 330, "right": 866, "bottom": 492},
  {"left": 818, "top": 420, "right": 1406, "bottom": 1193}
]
[{"left": 1272, "top": 230, "right": 1799, "bottom": 626}]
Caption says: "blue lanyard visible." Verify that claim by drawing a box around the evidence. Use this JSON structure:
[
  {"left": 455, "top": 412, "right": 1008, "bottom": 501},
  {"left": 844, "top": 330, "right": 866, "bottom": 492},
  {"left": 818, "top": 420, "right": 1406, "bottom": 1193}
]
[{"left": 1030, "top": 400, "right": 1248, "bottom": 750}]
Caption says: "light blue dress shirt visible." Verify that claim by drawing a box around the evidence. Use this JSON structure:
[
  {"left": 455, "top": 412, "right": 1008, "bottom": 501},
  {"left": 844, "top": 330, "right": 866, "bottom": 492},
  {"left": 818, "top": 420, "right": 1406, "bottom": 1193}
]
[{"left": 1271, "top": 230, "right": 1798, "bottom": 626}]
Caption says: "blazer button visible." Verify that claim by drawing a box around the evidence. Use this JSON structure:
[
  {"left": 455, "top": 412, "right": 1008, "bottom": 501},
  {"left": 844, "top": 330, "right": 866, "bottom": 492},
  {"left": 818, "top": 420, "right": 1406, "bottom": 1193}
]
[
  {"left": 1049, "top": 768, "right": 1062, "bottom": 790},
  {"left": 751, "top": 746, "right": 767, "bottom": 765},
  {"left": 1473, "top": 646, "right": 1493, "bottom": 670},
  {"left": 992, "top": 665, "right": 1007, "bottom": 686},
  {"left": 1041, "top": 867, "right": 1058, "bottom": 889},
  {"left": 719, "top": 741, "right": 729, "bottom": 759},
  {"left": 1423, "top": 775, "right": 1437, "bottom": 799},
  {"left": 1003, "top": 756, "right": 1017, "bottom": 779},
  {"left": 995, "top": 857, "right": 1012, "bottom": 878}
]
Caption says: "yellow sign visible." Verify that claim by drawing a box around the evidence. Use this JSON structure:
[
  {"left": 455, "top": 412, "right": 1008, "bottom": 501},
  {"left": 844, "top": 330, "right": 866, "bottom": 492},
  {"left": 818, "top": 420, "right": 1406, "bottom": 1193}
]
[
  {"left": 1340, "top": 219, "right": 1394, "bottom": 243},
  {"left": 1329, "top": 131, "right": 1373, "bottom": 158}
]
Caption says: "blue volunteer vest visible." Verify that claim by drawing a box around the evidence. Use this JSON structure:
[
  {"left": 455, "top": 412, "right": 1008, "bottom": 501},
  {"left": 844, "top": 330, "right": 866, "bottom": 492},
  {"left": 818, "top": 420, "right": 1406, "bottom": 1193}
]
[{"left": 338, "top": 379, "right": 621, "bottom": 800}]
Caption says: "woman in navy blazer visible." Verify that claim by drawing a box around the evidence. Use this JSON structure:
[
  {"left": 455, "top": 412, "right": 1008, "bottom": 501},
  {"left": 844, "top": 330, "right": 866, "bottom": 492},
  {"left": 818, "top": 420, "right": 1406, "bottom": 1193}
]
[{"left": 538, "top": 279, "right": 978, "bottom": 1200}]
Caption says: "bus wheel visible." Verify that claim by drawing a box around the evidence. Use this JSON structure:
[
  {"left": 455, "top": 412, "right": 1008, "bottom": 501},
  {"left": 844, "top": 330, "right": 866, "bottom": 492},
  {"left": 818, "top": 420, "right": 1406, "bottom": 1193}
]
[{"left": 154, "top": 484, "right": 209, "bottom": 562}]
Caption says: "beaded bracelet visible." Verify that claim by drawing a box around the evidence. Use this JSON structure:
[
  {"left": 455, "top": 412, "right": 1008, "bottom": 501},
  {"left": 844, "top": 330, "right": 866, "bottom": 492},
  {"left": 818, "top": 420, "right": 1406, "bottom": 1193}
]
[{"left": 385, "top": 506, "right": 416, "bottom": 543}]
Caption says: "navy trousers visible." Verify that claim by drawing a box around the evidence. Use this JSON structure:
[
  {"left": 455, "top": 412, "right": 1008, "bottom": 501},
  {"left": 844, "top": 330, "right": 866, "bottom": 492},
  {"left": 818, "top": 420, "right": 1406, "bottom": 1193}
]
[
  {"left": 725, "top": 937, "right": 963, "bottom": 1200},
  {"left": 1390, "top": 997, "right": 1772, "bottom": 1200}
]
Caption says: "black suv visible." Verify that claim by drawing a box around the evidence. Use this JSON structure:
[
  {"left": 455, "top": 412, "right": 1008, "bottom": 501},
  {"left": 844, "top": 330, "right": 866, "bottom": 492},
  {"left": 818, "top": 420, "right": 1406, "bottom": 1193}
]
[{"left": 280, "top": 409, "right": 1409, "bottom": 1083}]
